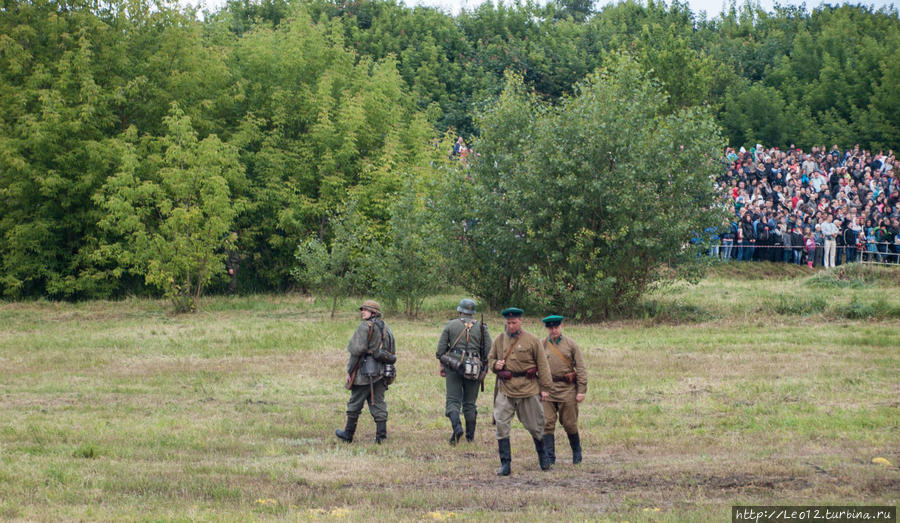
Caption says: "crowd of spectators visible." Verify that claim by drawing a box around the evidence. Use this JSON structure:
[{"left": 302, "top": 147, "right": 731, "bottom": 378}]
[{"left": 710, "top": 144, "right": 900, "bottom": 267}]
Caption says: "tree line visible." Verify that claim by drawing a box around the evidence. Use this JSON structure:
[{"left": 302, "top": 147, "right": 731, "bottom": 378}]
[{"left": 1, "top": 0, "right": 897, "bottom": 315}]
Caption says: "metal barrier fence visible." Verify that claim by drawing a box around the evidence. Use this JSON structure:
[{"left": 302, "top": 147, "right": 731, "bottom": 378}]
[{"left": 708, "top": 241, "right": 900, "bottom": 265}]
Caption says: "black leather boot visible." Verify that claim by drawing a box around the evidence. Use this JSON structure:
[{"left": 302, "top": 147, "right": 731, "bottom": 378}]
[
  {"left": 568, "top": 432, "right": 582, "bottom": 464},
  {"left": 496, "top": 438, "right": 511, "bottom": 476},
  {"left": 542, "top": 433, "right": 556, "bottom": 465},
  {"left": 448, "top": 412, "right": 464, "bottom": 446},
  {"left": 464, "top": 416, "right": 476, "bottom": 442},
  {"left": 374, "top": 421, "right": 387, "bottom": 444},
  {"left": 335, "top": 415, "right": 358, "bottom": 443},
  {"left": 533, "top": 437, "right": 552, "bottom": 471}
]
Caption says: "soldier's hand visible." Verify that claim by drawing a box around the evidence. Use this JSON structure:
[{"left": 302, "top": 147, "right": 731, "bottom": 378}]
[
  {"left": 576, "top": 393, "right": 585, "bottom": 403},
  {"left": 495, "top": 359, "right": 505, "bottom": 370},
  {"left": 440, "top": 366, "right": 446, "bottom": 377},
  {"left": 540, "top": 391, "right": 549, "bottom": 402}
]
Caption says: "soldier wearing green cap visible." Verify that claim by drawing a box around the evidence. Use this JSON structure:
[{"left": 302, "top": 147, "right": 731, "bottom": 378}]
[
  {"left": 488, "top": 307, "right": 553, "bottom": 475},
  {"left": 335, "top": 300, "right": 396, "bottom": 444},
  {"left": 436, "top": 299, "right": 491, "bottom": 445},
  {"left": 540, "top": 315, "right": 587, "bottom": 464}
]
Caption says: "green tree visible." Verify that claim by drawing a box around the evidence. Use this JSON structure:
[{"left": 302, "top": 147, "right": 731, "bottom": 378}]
[
  {"left": 372, "top": 177, "right": 447, "bottom": 318},
  {"left": 442, "top": 57, "right": 725, "bottom": 319},
  {"left": 224, "top": 8, "right": 435, "bottom": 290},
  {"left": 96, "top": 105, "right": 245, "bottom": 312},
  {"left": 292, "top": 201, "right": 373, "bottom": 318},
  {"left": 435, "top": 71, "right": 541, "bottom": 310}
]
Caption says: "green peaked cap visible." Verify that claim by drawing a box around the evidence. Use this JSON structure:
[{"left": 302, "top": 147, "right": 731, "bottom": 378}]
[
  {"left": 500, "top": 307, "right": 524, "bottom": 318},
  {"left": 541, "top": 315, "right": 564, "bottom": 326}
]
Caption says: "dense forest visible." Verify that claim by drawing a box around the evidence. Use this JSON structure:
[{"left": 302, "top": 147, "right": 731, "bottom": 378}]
[{"left": 1, "top": 0, "right": 898, "bottom": 311}]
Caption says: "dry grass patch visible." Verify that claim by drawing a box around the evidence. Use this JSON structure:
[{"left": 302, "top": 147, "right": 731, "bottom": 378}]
[{"left": 1, "top": 277, "right": 898, "bottom": 519}]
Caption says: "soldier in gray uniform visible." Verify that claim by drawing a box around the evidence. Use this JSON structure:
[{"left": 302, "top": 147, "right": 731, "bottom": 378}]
[
  {"left": 436, "top": 299, "right": 490, "bottom": 445},
  {"left": 335, "top": 300, "right": 396, "bottom": 444}
]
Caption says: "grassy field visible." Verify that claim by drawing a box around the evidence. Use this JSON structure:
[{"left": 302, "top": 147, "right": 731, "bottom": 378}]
[{"left": 1, "top": 263, "right": 898, "bottom": 521}]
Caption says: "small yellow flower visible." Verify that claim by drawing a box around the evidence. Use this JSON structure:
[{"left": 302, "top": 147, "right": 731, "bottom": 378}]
[
  {"left": 329, "top": 507, "right": 350, "bottom": 518},
  {"left": 255, "top": 498, "right": 277, "bottom": 505},
  {"left": 642, "top": 507, "right": 661, "bottom": 512},
  {"left": 872, "top": 457, "right": 892, "bottom": 466},
  {"left": 426, "top": 511, "right": 456, "bottom": 520}
]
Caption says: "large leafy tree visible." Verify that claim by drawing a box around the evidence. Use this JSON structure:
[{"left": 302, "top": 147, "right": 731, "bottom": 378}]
[
  {"left": 224, "top": 7, "right": 435, "bottom": 291},
  {"left": 0, "top": 0, "right": 231, "bottom": 299},
  {"left": 442, "top": 57, "right": 725, "bottom": 319},
  {"left": 96, "top": 105, "right": 245, "bottom": 312},
  {"left": 435, "top": 71, "right": 540, "bottom": 310}
]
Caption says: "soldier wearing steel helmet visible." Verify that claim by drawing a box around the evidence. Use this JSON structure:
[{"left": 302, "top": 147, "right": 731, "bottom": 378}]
[
  {"left": 436, "top": 298, "right": 491, "bottom": 445},
  {"left": 335, "top": 300, "right": 395, "bottom": 444}
]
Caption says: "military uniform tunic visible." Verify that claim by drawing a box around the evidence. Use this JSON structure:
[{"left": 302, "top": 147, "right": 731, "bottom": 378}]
[
  {"left": 541, "top": 334, "right": 587, "bottom": 434},
  {"left": 488, "top": 329, "right": 552, "bottom": 440}
]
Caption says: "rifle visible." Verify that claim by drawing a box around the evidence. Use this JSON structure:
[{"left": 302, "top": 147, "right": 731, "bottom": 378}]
[{"left": 479, "top": 313, "right": 486, "bottom": 393}]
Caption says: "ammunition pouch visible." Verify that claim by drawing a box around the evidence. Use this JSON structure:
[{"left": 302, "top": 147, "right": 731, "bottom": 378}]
[
  {"left": 552, "top": 372, "right": 577, "bottom": 384},
  {"left": 499, "top": 367, "right": 538, "bottom": 380}
]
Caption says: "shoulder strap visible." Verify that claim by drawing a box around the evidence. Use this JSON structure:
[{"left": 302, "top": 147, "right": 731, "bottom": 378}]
[
  {"left": 502, "top": 333, "right": 518, "bottom": 361},
  {"left": 449, "top": 319, "right": 474, "bottom": 350},
  {"left": 546, "top": 338, "right": 573, "bottom": 369}
]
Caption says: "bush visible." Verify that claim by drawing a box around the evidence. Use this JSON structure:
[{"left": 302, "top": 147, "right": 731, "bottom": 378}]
[
  {"left": 835, "top": 296, "right": 900, "bottom": 320},
  {"left": 439, "top": 56, "right": 725, "bottom": 318},
  {"left": 805, "top": 263, "right": 900, "bottom": 288},
  {"left": 770, "top": 294, "right": 828, "bottom": 316}
]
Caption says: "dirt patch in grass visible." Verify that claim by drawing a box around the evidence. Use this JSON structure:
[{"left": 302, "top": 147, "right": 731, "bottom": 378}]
[{"left": 405, "top": 470, "right": 814, "bottom": 493}]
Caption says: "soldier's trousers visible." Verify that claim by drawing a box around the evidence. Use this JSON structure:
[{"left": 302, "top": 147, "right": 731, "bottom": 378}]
[
  {"left": 543, "top": 399, "right": 579, "bottom": 435},
  {"left": 347, "top": 380, "right": 387, "bottom": 422},
  {"left": 445, "top": 371, "right": 479, "bottom": 419},
  {"left": 493, "top": 392, "right": 545, "bottom": 440}
]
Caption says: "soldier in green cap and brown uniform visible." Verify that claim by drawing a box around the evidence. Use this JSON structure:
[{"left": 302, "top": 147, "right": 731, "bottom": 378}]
[
  {"left": 488, "top": 307, "right": 553, "bottom": 475},
  {"left": 540, "top": 315, "right": 587, "bottom": 464},
  {"left": 436, "top": 298, "right": 490, "bottom": 445},
  {"left": 335, "top": 300, "right": 396, "bottom": 444}
]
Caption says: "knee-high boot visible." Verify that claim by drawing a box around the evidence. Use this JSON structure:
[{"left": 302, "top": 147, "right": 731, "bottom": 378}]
[
  {"left": 568, "top": 432, "right": 582, "bottom": 464},
  {"left": 464, "top": 416, "right": 477, "bottom": 442},
  {"left": 542, "top": 433, "right": 556, "bottom": 465},
  {"left": 496, "top": 438, "right": 511, "bottom": 476},
  {"left": 335, "top": 414, "right": 358, "bottom": 443},
  {"left": 448, "top": 411, "right": 463, "bottom": 445},
  {"left": 533, "top": 437, "right": 552, "bottom": 471},
  {"left": 374, "top": 421, "right": 387, "bottom": 444}
]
